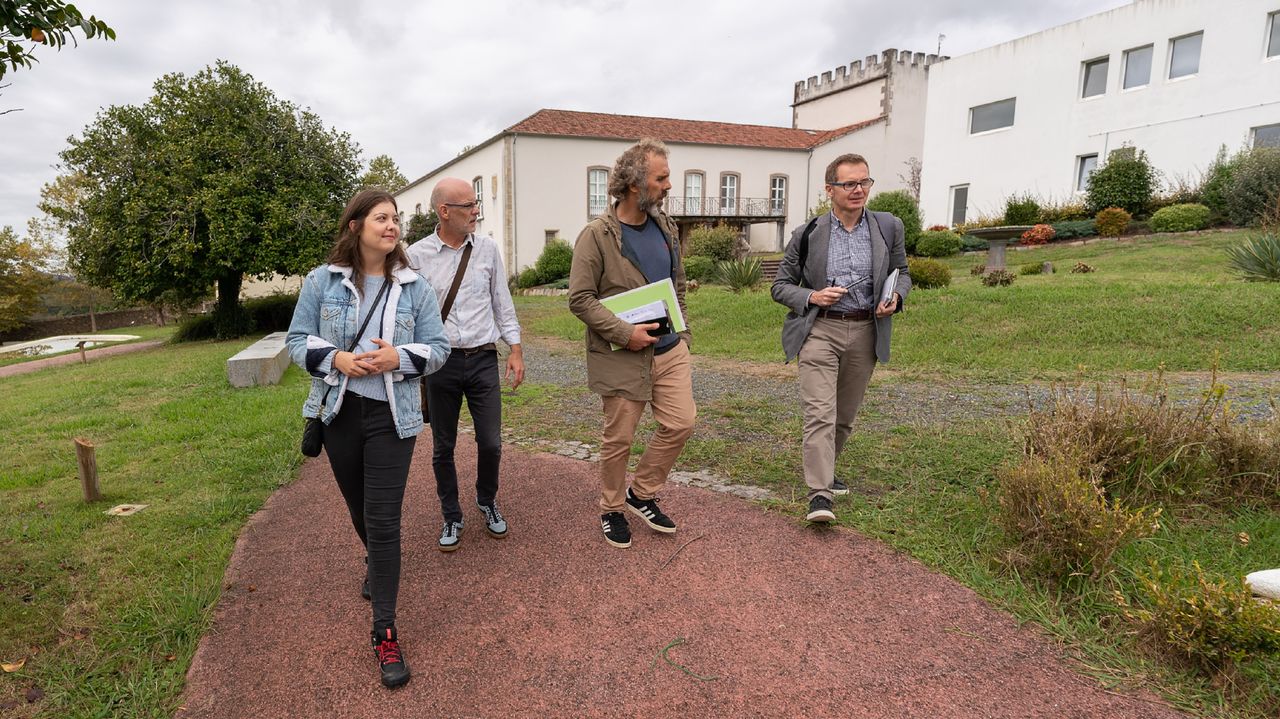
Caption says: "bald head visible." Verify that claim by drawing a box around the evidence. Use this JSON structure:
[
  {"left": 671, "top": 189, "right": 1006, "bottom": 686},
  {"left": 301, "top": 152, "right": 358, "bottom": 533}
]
[{"left": 430, "top": 177, "right": 473, "bottom": 213}]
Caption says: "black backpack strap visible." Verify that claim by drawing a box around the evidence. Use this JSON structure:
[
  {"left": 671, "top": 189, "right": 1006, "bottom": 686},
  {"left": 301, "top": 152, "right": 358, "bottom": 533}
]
[{"left": 797, "top": 217, "right": 819, "bottom": 288}]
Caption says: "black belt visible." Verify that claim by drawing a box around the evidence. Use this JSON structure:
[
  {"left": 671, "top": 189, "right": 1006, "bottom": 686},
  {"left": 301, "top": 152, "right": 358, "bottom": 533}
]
[
  {"left": 817, "top": 308, "right": 871, "bottom": 320},
  {"left": 458, "top": 342, "right": 496, "bottom": 355}
]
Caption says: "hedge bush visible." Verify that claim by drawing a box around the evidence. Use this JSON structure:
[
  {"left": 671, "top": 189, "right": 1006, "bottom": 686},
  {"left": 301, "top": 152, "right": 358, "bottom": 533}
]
[
  {"left": 682, "top": 255, "right": 716, "bottom": 282},
  {"left": 1019, "top": 224, "right": 1055, "bottom": 246},
  {"left": 172, "top": 293, "right": 298, "bottom": 344},
  {"left": 1050, "top": 219, "right": 1097, "bottom": 240},
  {"left": 866, "top": 191, "right": 922, "bottom": 254},
  {"left": 906, "top": 257, "right": 950, "bottom": 289},
  {"left": 1095, "top": 207, "right": 1131, "bottom": 237},
  {"left": 914, "top": 229, "right": 961, "bottom": 257},
  {"left": 1019, "top": 262, "right": 1044, "bottom": 276},
  {"left": 1002, "top": 194, "right": 1041, "bottom": 225},
  {"left": 1149, "top": 203, "right": 1211, "bottom": 233},
  {"left": 1038, "top": 200, "right": 1091, "bottom": 223},
  {"left": 533, "top": 239, "right": 573, "bottom": 283},
  {"left": 1086, "top": 148, "right": 1159, "bottom": 216},
  {"left": 686, "top": 223, "right": 737, "bottom": 261},
  {"left": 1224, "top": 147, "right": 1280, "bottom": 227}
]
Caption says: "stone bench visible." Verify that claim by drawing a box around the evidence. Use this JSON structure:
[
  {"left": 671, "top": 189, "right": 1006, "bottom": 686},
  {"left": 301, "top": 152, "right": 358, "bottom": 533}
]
[{"left": 226, "top": 331, "right": 290, "bottom": 388}]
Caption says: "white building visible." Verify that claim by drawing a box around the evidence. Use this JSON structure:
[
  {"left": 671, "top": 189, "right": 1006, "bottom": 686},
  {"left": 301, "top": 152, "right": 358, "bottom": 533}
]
[
  {"left": 919, "top": 0, "right": 1280, "bottom": 226},
  {"left": 397, "top": 50, "right": 941, "bottom": 274}
]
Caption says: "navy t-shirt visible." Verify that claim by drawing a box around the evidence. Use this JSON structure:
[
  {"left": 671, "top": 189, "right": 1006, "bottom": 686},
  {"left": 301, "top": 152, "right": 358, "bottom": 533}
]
[{"left": 619, "top": 217, "right": 678, "bottom": 352}]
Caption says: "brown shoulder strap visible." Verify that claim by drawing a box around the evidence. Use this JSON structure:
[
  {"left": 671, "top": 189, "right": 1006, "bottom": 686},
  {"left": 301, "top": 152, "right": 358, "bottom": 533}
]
[{"left": 439, "top": 242, "right": 473, "bottom": 321}]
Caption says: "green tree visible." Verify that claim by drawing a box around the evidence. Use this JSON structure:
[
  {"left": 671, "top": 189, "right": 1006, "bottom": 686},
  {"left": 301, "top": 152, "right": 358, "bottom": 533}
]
[
  {"left": 405, "top": 210, "right": 438, "bottom": 242},
  {"left": 1085, "top": 146, "right": 1160, "bottom": 216},
  {"left": 58, "top": 61, "right": 361, "bottom": 338},
  {"left": 0, "top": 225, "right": 52, "bottom": 332},
  {"left": 361, "top": 153, "right": 408, "bottom": 191},
  {"left": 0, "top": 0, "right": 114, "bottom": 79}
]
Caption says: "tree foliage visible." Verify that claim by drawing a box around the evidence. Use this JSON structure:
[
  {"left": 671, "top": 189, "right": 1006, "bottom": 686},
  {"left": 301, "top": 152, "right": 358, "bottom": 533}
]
[
  {"left": 1085, "top": 147, "right": 1160, "bottom": 217},
  {"left": 0, "top": 0, "right": 114, "bottom": 80},
  {"left": 0, "top": 225, "right": 52, "bottom": 332},
  {"left": 57, "top": 61, "right": 361, "bottom": 338},
  {"left": 404, "top": 210, "right": 438, "bottom": 242},
  {"left": 360, "top": 153, "right": 408, "bottom": 191}
]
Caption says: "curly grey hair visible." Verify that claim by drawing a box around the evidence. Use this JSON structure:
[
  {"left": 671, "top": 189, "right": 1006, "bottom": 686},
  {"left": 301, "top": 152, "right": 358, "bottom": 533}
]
[{"left": 608, "top": 138, "right": 669, "bottom": 201}]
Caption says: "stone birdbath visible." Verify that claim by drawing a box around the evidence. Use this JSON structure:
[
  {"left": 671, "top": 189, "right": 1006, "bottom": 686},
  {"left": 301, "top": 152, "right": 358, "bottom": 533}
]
[{"left": 965, "top": 225, "right": 1033, "bottom": 273}]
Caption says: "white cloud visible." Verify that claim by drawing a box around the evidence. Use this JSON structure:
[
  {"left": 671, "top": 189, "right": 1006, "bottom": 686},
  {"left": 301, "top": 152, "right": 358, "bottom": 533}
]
[{"left": 0, "top": 0, "right": 1130, "bottom": 234}]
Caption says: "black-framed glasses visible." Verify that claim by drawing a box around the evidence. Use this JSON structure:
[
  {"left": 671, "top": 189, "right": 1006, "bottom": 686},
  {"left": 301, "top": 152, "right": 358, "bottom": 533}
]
[
  {"left": 443, "top": 200, "right": 482, "bottom": 210},
  {"left": 828, "top": 178, "right": 875, "bottom": 191}
]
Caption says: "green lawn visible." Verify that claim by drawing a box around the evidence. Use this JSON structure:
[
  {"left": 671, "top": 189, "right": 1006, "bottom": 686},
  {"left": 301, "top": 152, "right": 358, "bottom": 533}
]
[
  {"left": 0, "top": 325, "right": 177, "bottom": 368},
  {"left": 521, "top": 230, "right": 1280, "bottom": 379}
]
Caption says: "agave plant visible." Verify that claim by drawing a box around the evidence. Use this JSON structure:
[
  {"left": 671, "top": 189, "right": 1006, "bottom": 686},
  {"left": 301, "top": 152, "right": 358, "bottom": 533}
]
[
  {"left": 716, "top": 257, "right": 763, "bottom": 293},
  {"left": 1225, "top": 232, "right": 1280, "bottom": 282}
]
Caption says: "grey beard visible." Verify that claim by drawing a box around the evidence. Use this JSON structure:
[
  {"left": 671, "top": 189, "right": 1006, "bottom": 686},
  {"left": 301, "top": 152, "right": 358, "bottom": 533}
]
[{"left": 637, "top": 191, "right": 663, "bottom": 215}]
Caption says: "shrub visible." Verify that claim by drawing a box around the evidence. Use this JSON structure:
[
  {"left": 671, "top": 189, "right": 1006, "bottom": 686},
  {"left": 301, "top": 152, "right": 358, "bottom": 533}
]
[
  {"left": 716, "top": 257, "right": 763, "bottom": 293},
  {"left": 1003, "top": 194, "right": 1041, "bottom": 225},
  {"left": 686, "top": 223, "right": 738, "bottom": 261},
  {"left": 1050, "top": 220, "right": 1097, "bottom": 240},
  {"left": 173, "top": 314, "right": 218, "bottom": 343},
  {"left": 1200, "top": 146, "right": 1240, "bottom": 218},
  {"left": 1019, "top": 224, "right": 1055, "bottom": 246},
  {"left": 1038, "top": 199, "right": 1091, "bottom": 223},
  {"left": 997, "top": 457, "right": 1160, "bottom": 583},
  {"left": 1225, "top": 147, "right": 1280, "bottom": 227},
  {"left": 927, "top": 224, "right": 949, "bottom": 232},
  {"left": 516, "top": 267, "right": 541, "bottom": 289},
  {"left": 1226, "top": 232, "right": 1280, "bottom": 282},
  {"left": 1071, "top": 261, "right": 1096, "bottom": 273},
  {"left": 1018, "top": 262, "right": 1044, "bottom": 276},
  {"left": 244, "top": 293, "right": 297, "bottom": 333},
  {"left": 682, "top": 255, "right": 716, "bottom": 282},
  {"left": 982, "top": 269, "right": 1015, "bottom": 286},
  {"left": 1122, "top": 562, "right": 1280, "bottom": 673},
  {"left": 533, "top": 239, "right": 574, "bottom": 284},
  {"left": 953, "top": 216, "right": 1006, "bottom": 235},
  {"left": 969, "top": 264, "right": 986, "bottom": 276},
  {"left": 866, "top": 190, "right": 922, "bottom": 254},
  {"left": 915, "top": 229, "right": 962, "bottom": 257},
  {"left": 960, "top": 234, "right": 987, "bottom": 252},
  {"left": 1149, "top": 203, "right": 1211, "bottom": 233},
  {"left": 1094, "top": 207, "right": 1131, "bottom": 237},
  {"left": 546, "top": 277, "right": 569, "bottom": 290},
  {"left": 1086, "top": 147, "right": 1159, "bottom": 216},
  {"left": 907, "top": 257, "right": 950, "bottom": 289}
]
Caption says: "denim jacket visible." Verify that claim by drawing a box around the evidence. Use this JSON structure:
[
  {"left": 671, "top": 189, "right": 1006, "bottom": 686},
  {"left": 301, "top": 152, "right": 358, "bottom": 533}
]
[{"left": 286, "top": 263, "right": 451, "bottom": 439}]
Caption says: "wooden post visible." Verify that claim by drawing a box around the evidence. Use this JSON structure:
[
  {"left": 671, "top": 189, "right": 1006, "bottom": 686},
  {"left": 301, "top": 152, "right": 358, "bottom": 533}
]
[
  {"left": 75, "top": 438, "right": 100, "bottom": 502},
  {"left": 77, "top": 341, "right": 88, "bottom": 364}
]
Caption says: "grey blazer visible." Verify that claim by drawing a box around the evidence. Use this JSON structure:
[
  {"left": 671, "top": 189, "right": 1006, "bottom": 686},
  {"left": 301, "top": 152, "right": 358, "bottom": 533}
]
[{"left": 770, "top": 210, "right": 912, "bottom": 363}]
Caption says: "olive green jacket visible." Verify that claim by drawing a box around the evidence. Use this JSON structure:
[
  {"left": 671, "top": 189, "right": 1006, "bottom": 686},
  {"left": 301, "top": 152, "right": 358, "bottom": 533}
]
[{"left": 568, "top": 202, "right": 690, "bottom": 401}]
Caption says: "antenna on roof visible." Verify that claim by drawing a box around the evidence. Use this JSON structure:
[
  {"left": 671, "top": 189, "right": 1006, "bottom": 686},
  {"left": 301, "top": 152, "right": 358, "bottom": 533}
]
[{"left": 936, "top": 34, "right": 946, "bottom": 56}]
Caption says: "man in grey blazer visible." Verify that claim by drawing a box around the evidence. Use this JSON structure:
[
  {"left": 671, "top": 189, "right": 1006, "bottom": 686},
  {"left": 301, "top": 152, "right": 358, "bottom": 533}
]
[{"left": 770, "top": 153, "right": 912, "bottom": 523}]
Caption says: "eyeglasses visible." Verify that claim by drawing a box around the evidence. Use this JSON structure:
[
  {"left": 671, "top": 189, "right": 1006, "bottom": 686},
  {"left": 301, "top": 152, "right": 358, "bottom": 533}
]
[
  {"left": 443, "top": 200, "right": 482, "bottom": 210},
  {"left": 828, "top": 178, "right": 875, "bottom": 192}
]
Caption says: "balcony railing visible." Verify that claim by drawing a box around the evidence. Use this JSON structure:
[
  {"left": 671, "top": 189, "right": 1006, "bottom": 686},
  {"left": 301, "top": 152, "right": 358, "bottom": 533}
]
[{"left": 664, "top": 196, "right": 785, "bottom": 219}]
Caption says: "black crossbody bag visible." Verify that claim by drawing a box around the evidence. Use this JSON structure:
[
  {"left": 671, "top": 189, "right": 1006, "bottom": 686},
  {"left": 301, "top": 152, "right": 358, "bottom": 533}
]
[{"left": 301, "top": 279, "right": 389, "bottom": 457}]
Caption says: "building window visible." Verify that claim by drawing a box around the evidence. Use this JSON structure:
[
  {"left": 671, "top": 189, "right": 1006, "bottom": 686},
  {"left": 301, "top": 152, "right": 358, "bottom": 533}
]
[
  {"left": 684, "top": 171, "right": 704, "bottom": 214},
  {"left": 719, "top": 173, "right": 739, "bottom": 214},
  {"left": 949, "top": 185, "right": 969, "bottom": 226},
  {"left": 1254, "top": 123, "right": 1280, "bottom": 148},
  {"left": 770, "top": 175, "right": 787, "bottom": 213},
  {"left": 1076, "top": 154, "right": 1098, "bottom": 192},
  {"left": 1169, "top": 32, "right": 1203, "bottom": 79},
  {"left": 969, "top": 98, "right": 1016, "bottom": 134},
  {"left": 545, "top": 230, "right": 559, "bottom": 244},
  {"left": 587, "top": 168, "right": 609, "bottom": 217},
  {"left": 1268, "top": 11, "right": 1280, "bottom": 58},
  {"left": 1122, "top": 45, "right": 1153, "bottom": 89},
  {"left": 1081, "top": 57, "right": 1108, "bottom": 98},
  {"left": 472, "top": 177, "right": 484, "bottom": 220}
]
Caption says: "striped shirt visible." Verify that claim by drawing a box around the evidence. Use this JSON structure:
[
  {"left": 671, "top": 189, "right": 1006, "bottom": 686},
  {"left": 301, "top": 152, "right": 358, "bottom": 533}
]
[{"left": 406, "top": 232, "right": 521, "bottom": 350}]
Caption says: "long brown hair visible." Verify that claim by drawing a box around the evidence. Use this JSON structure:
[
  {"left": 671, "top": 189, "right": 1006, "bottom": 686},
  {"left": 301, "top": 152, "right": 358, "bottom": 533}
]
[{"left": 326, "top": 189, "right": 410, "bottom": 295}]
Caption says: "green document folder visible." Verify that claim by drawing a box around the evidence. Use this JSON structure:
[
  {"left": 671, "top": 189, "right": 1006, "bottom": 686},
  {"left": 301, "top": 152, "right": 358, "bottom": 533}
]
[{"left": 598, "top": 278, "right": 687, "bottom": 350}]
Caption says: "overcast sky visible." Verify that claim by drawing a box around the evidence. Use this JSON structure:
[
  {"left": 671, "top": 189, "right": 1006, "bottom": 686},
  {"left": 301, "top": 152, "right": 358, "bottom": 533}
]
[{"left": 0, "top": 0, "right": 1131, "bottom": 234}]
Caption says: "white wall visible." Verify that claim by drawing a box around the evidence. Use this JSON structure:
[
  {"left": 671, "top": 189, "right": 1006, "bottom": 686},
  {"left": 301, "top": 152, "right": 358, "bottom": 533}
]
[
  {"left": 396, "top": 139, "right": 507, "bottom": 264},
  {"left": 794, "top": 79, "right": 886, "bottom": 130},
  {"left": 920, "top": 0, "right": 1280, "bottom": 225}
]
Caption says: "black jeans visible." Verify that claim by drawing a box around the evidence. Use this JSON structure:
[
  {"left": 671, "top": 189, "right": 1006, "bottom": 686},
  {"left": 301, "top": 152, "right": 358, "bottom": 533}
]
[
  {"left": 426, "top": 349, "right": 502, "bottom": 522},
  {"left": 322, "top": 393, "right": 416, "bottom": 635}
]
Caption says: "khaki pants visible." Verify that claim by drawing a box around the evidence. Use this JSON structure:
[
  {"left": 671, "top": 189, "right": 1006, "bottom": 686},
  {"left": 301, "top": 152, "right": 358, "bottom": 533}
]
[
  {"left": 798, "top": 317, "right": 876, "bottom": 500},
  {"left": 598, "top": 342, "right": 697, "bottom": 512}
]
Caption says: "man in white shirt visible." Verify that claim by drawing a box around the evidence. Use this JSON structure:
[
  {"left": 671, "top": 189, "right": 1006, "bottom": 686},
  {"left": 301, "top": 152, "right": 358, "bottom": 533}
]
[{"left": 407, "top": 177, "right": 524, "bottom": 552}]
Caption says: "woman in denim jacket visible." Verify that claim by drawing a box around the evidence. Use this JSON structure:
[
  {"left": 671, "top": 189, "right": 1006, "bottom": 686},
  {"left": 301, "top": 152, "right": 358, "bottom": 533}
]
[{"left": 286, "top": 189, "right": 450, "bottom": 688}]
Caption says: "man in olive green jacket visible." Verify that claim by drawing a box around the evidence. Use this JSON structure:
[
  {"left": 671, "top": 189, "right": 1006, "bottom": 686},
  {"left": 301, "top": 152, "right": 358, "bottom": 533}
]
[{"left": 568, "top": 138, "right": 695, "bottom": 549}]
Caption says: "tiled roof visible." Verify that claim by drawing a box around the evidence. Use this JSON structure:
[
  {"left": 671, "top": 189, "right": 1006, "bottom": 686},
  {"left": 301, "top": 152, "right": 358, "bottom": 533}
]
[{"left": 506, "top": 109, "right": 885, "bottom": 150}]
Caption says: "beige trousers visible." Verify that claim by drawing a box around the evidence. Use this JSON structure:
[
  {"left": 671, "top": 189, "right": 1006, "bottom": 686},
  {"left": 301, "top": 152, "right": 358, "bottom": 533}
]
[
  {"left": 798, "top": 317, "right": 876, "bottom": 500},
  {"left": 598, "top": 342, "right": 697, "bottom": 512}
]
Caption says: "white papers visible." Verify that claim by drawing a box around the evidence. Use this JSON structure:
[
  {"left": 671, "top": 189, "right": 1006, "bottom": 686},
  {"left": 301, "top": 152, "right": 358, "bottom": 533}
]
[
  {"left": 879, "top": 269, "right": 899, "bottom": 306},
  {"left": 614, "top": 300, "right": 668, "bottom": 324}
]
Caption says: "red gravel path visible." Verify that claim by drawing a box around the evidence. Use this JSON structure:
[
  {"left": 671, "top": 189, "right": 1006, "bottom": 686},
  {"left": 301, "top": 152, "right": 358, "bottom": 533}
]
[{"left": 177, "top": 434, "right": 1186, "bottom": 718}]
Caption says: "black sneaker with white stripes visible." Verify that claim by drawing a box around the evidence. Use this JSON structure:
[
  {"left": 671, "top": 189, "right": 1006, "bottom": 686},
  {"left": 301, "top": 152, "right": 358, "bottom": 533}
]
[
  {"left": 831, "top": 478, "right": 850, "bottom": 496},
  {"left": 624, "top": 488, "right": 677, "bottom": 533},
  {"left": 600, "top": 512, "right": 631, "bottom": 548}
]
